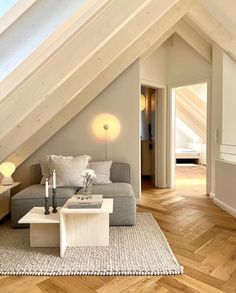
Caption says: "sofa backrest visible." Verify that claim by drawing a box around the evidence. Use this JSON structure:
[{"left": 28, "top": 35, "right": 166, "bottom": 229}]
[{"left": 30, "top": 162, "right": 131, "bottom": 185}]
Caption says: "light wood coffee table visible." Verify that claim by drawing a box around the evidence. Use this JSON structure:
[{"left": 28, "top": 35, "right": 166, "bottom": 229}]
[
  {"left": 18, "top": 198, "right": 113, "bottom": 257},
  {"left": 18, "top": 207, "right": 60, "bottom": 247},
  {"left": 60, "top": 198, "right": 113, "bottom": 257}
]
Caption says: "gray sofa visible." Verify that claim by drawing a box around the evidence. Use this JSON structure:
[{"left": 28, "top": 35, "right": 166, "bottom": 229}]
[{"left": 11, "top": 162, "right": 136, "bottom": 228}]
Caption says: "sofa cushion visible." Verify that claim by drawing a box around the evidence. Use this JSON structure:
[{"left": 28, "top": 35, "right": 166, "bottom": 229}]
[
  {"left": 11, "top": 182, "right": 136, "bottom": 227},
  {"left": 12, "top": 182, "right": 134, "bottom": 200},
  {"left": 12, "top": 184, "right": 75, "bottom": 200},
  {"left": 77, "top": 182, "right": 134, "bottom": 198},
  {"left": 48, "top": 155, "right": 91, "bottom": 187}
]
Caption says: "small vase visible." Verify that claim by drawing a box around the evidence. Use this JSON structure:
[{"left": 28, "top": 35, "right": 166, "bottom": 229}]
[{"left": 82, "top": 181, "right": 93, "bottom": 199}]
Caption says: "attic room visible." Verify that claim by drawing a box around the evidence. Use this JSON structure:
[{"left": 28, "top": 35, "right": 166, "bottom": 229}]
[{"left": 0, "top": 0, "right": 236, "bottom": 292}]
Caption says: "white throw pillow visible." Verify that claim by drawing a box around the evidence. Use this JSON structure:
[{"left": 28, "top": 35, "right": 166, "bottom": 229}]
[
  {"left": 39, "top": 158, "right": 50, "bottom": 184},
  {"left": 39, "top": 155, "right": 73, "bottom": 184},
  {"left": 48, "top": 155, "right": 91, "bottom": 187},
  {"left": 89, "top": 161, "right": 112, "bottom": 184}
]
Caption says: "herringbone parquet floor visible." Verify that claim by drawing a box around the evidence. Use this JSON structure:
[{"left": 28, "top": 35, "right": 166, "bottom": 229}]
[{"left": 1, "top": 165, "right": 236, "bottom": 293}]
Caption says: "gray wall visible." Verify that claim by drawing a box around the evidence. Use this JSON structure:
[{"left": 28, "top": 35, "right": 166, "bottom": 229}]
[{"left": 14, "top": 61, "right": 141, "bottom": 197}]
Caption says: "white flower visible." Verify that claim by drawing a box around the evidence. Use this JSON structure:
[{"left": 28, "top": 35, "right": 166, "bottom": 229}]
[{"left": 81, "top": 169, "right": 96, "bottom": 179}]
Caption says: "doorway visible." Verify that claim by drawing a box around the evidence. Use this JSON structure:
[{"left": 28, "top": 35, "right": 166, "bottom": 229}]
[
  {"left": 140, "top": 84, "right": 167, "bottom": 190},
  {"left": 171, "top": 82, "right": 207, "bottom": 195},
  {"left": 140, "top": 85, "right": 157, "bottom": 188}
]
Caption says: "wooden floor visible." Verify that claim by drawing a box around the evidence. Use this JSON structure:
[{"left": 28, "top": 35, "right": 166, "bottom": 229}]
[{"left": 1, "top": 165, "right": 236, "bottom": 293}]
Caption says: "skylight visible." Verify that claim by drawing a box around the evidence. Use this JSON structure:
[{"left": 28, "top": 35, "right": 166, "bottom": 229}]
[
  {"left": 0, "top": 0, "right": 85, "bottom": 81},
  {"left": 0, "top": 0, "right": 17, "bottom": 17}
]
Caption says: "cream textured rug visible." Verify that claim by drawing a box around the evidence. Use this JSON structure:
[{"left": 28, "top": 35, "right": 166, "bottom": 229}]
[{"left": 0, "top": 213, "right": 183, "bottom": 276}]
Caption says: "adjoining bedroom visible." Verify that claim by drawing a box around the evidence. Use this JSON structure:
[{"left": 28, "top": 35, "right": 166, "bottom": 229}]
[{"left": 174, "top": 82, "right": 207, "bottom": 194}]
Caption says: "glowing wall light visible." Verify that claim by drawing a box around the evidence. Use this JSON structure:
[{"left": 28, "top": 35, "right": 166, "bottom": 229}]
[
  {"left": 92, "top": 113, "right": 121, "bottom": 141},
  {"left": 0, "top": 162, "right": 16, "bottom": 185},
  {"left": 140, "top": 94, "right": 146, "bottom": 111}
]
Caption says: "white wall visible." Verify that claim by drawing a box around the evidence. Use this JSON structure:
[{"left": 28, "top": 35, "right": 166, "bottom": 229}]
[
  {"left": 0, "top": 0, "right": 85, "bottom": 80},
  {"left": 140, "top": 34, "right": 211, "bottom": 85},
  {"left": 166, "top": 34, "right": 211, "bottom": 84},
  {"left": 215, "top": 160, "right": 236, "bottom": 215},
  {"left": 14, "top": 61, "right": 141, "bottom": 197},
  {"left": 140, "top": 44, "right": 167, "bottom": 85},
  {"left": 214, "top": 49, "right": 236, "bottom": 215},
  {"left": 176, "top": 127, "right": 189, "bottom": 148},
  {"left": 222, "top": 52, "right": 236, "bottom": 146}
]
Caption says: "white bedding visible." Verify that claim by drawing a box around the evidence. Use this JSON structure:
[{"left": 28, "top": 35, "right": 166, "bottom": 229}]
[{"left": 176, "top": 148, "right": 200, "bottom": 159}]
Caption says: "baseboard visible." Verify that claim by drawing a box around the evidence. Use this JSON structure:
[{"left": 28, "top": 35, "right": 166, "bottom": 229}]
[
  {"left": 213, "top": 197, "right": 236, "bottom": 218},
  {"left": 209, "top": 192, "right": 215, "bottom": 199}
]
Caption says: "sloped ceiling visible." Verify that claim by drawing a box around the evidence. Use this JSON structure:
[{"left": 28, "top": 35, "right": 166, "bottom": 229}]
[
  {"left": 175, "top": 84, "right": 207, "bottom": 142},
  {"left": 198, "top": 0, "right": 236, "bottom": 36},
  {"left": 1, "top": 0, "right": 236, "bottom": 167}
]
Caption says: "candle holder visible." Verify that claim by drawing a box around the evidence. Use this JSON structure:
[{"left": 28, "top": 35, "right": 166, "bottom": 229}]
[
  {"left": 44, "top": 197, "right": 50, "bottom": 215},
  {"left": 52, "top": 188, "right": 57, "bottom": 213}
]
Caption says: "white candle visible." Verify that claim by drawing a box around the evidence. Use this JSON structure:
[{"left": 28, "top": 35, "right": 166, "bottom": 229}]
[
  {"left": 53, "top": 169, "right": 56, "bottom": 189},
  {"left": 45, "top": 178, "right": 49, "bottom": 197}
]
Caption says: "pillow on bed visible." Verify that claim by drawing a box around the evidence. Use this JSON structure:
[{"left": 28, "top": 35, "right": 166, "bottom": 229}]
[
  {"left": 48, "top": 155, "right": 92, "bottom": 187},
  {"left": 39, "top": 155, "right": 73, "bottom": 184},
  {"left": 89, "top": 161, "right": 112, "bottom": 184}
]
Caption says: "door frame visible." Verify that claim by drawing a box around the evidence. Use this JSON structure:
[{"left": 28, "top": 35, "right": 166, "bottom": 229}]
[
  {"left": 166, "top": 78, "right": 211, "bottom": 193},
  {"left": 141, "top": 79, "right": 167, "bottom": 188}
]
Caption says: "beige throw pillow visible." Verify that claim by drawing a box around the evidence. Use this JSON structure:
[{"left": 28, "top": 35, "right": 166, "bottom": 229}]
[
  {"left": 39, "top": 158, "right": 50, "bottom": 184},
  {"left": 89, "top": 161, "right": 112, "bottom": 184},
  {"left": 48, "top": 155, "right": 91, "bottom": 187},
  {"left": 39, "top": 155, "right": 73, "bottom": 184}
]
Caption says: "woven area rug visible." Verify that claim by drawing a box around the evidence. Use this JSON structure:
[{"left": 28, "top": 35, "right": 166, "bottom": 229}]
[{"left": 0, "top": 213, "right": 183, "bottom": 276}]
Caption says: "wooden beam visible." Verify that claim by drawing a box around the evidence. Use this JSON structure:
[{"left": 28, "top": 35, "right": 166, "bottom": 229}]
[
  {"left": 140, "top": 28, "right": 175, "bottom": 62},
  {"left": 175, "top": 19, "right": 212, "bottom": 63},
  {"left": 0, "top": 0, "right": 147, "bottom": 138},
  {"left": 0, "top": 0, "right": 112, "bottom": 102},
  {"left": 176, "top": 94, "right": 206, "bottom": 126},
  {"left": 176, "top": 100, "right": 206, "bottom": 141},
  {"left": 176, "top": 87, "right": 206, "bottom": 117},
  {"left": 187, "top": 2, "right": 236, "bottom": 60},
  {"left": 5, "top": 0, "right": 193, "bottom": 166}
]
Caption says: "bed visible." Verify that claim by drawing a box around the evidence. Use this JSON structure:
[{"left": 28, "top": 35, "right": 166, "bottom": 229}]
[{"left": 176, "top": 148, "right": 200, "bottom": 163}]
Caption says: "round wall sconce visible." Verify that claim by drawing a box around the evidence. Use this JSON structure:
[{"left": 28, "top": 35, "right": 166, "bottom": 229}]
[
  {"left": 103, "top": 124, "right": 109, "bottom": 131},
  {"left": 0, "top": 162, "right": 16, "bottom": 185},
  {"left": 92, "top": 113, "right": 121, "bottom": 141},
  {"left": 140, "top": 94, "right": 146, "bottom": 111}
]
